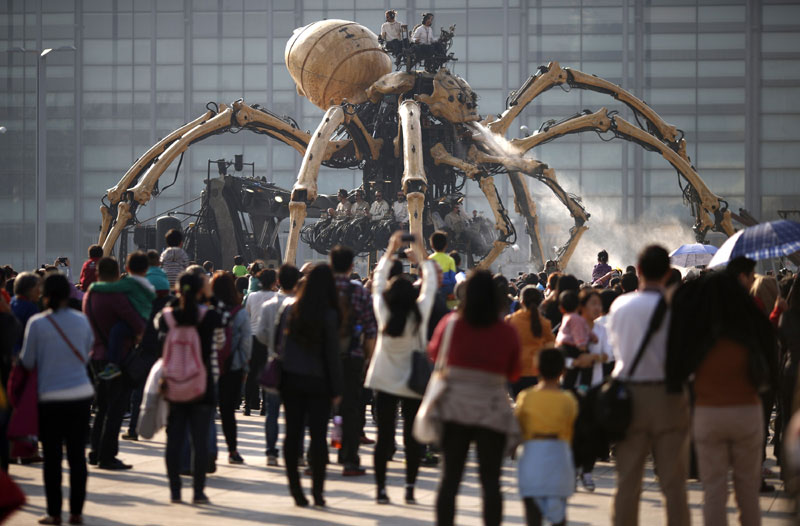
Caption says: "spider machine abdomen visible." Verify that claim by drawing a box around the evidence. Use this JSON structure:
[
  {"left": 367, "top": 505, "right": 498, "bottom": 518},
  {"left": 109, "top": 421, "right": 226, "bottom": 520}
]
[{"left": 285, "top": 20, "right": 392, "bottom": 110}]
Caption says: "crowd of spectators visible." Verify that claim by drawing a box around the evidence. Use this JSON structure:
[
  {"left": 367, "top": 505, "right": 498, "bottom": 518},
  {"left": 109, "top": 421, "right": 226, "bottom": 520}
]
[{"left": 1, "top": 230, "right": 796, "bottom": 526}]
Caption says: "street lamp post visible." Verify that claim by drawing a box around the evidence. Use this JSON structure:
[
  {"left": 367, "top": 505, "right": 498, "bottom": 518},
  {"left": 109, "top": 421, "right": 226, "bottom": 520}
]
[{"left": 8, "top": 45, "right": 76, "bottom": 266}]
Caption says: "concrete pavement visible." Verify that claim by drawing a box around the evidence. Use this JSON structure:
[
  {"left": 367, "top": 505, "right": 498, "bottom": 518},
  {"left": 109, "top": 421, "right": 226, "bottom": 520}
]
[{"left": 5, "top": 412, "right": 794, "bottom": 525}]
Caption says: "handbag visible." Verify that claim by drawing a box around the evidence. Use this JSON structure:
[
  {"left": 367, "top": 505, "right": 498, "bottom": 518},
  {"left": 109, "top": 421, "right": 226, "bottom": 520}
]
[
  {"left": 407, "top": 350, "right": 433, "bottom": 396},
  {"left": 260, "top": 303, "right": 290, "bottom": 394},
  {"left": 591, "top": 296, "right": 667, "bottom": 443},
  {"left": 413, "top": 314, "right": 457, "bottom": 445},
  {"left": 120, "top": 346, "right": 156, "bottom": 385}
]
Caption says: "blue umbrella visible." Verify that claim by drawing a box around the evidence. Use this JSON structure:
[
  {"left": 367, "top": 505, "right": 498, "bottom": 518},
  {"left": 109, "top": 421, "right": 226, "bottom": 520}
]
[
  {"left": 669, "top": 243, "right": 718, "bottom": 268},
  {"left": 708, "top": 219, "right": 800, "bottom": 268}
]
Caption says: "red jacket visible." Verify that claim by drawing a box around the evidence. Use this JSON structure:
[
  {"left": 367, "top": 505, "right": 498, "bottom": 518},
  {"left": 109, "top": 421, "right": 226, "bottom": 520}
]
[
  {"left": 80, "top": 257, "right": 100, "bottom": 291},
  {"left": 82, "top": 289, "right": 146, "bottom": 361}
]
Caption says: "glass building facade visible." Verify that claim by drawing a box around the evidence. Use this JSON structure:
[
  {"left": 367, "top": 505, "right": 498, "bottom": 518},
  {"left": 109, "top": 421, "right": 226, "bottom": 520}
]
[{"left": 2, "top": 0, "right": 799, "bottom": 270}]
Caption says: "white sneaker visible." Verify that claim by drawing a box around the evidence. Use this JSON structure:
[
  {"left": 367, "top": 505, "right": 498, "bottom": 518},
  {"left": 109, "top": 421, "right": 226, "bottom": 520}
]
[
  {"left": 581, "top": 472, "right": 595, "bottom": 492},
  {"left": 267, "top": 455, "right": 278, "bottom": 467}
]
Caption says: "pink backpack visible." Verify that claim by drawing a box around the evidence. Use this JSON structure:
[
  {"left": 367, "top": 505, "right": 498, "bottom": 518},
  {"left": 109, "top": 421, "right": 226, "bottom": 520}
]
[{"left": 161, "top": 306, "right": 207, "bottom": 402}]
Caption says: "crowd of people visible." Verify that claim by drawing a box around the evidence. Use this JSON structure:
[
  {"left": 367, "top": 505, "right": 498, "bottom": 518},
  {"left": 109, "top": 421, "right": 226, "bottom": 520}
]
[{"left": 0, "top": 226, "right": 797, "bottom": 526}]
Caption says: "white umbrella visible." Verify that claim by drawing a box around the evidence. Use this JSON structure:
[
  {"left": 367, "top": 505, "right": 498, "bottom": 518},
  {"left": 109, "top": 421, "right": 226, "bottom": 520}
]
[{"left": 669, "top": 243, "right": 718, "bottom": 268}]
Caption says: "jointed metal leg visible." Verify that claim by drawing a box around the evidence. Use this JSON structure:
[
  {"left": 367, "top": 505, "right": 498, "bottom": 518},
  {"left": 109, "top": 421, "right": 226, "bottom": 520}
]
[
  {"left": 102, "top": 202, "right": 132, "bottom": 256},
  {"left": 99, "top": 205, "right": 113, "bottom": 246},
  {"left": 285, "top": 106, "right": 346, "bottom": 265},
  {"left": 398, "top": 100, "right": 428, "bottom": 241}
]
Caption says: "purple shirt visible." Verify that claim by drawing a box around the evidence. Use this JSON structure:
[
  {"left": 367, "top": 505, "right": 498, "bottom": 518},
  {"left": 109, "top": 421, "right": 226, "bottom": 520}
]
[
  {"left": 592, "top": 262, "right": 613, "bottom": 286},
  {"left": 82, "top": 289, "right": 146, "bottom": 361}
]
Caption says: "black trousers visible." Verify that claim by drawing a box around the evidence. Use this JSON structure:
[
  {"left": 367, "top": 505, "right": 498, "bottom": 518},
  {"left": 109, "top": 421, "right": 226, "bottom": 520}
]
[
  {"left": 436, "top": 422, "right": 506, "bottom": 526},
  {"left": 245, "top": 338, "right": 267, "bottom": 411},
  {"left": 218, "top": 369, "right": 244, "bottom": 454},
  {"left": 89, "top": 366, "right": 130, "bottom": 464},
  {"left": 281, "top": 381, "right": 331, "bottom": 500},
  {"left": 39, "top": 398, "right": 91, "bottom": 518},
  {"left": 339, "top": 356, "right": 364, "bottom": 469},
  {"left": 127, "top": 378, "right": 145, "bottom": 436},
  {"left": 165, "top": 403, "right": 213, "bottom": 500},
  {"left": 374, "top": 391, "right": 422, "bottom": 489}
]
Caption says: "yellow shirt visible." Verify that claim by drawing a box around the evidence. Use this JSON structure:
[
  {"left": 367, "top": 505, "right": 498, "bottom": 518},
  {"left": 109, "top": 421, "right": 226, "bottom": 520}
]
[{"left": 515, "top": 388, "right": 578, "bottom": 443}]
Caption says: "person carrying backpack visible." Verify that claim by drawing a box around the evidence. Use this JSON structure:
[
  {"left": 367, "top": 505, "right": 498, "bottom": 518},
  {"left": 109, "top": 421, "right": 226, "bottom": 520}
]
[{"left": 155, "top": 271, "right": 223, "bottom": 505}]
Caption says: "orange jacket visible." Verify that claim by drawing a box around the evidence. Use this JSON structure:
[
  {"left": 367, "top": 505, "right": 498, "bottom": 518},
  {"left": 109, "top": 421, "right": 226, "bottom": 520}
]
[{"left": 505, "top": 309, "right": 555, "bottom": 377}]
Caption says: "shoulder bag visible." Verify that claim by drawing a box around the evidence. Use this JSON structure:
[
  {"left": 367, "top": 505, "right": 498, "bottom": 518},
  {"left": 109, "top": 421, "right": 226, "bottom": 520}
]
[
  {"left": 413, "top": 314, "right": 457, "bottom": 445},
  {"left": 260, "top": 303, "right": 290, "bottom": 394},
  {"left": 591, "top": 296, "right": 667, "bottom": 443},
  {"left": 407, "top": 319, "right": 434, "bottom": 396}
]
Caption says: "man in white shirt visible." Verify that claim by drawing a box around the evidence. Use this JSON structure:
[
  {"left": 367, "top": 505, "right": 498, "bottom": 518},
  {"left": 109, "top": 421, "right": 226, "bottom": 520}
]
[
  {"left": 392, "top": 190, "right": 409, "bottom": 225},
  {"left": 369, "top": 190, "right": 391, "bottom": 220},
  {"left": 243, "top": 268, "right": 277, "bottom": 416},
  {"left": 255, "top": 264, "right": 300, "bottom": 466},
  {"left": 412, "top": 13, "right": 435, "bottom": 45},
  {"left": 606, "top": 245, "right": 689, "bottom": 526},
  {"left": 380, "top": 10, "right": 404, "bottom": 55}
]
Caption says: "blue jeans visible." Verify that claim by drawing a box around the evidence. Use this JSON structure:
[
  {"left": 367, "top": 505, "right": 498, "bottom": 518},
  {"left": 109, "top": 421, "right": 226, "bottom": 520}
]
[{"left": 264, "top": 392, "right": 282, "bottom": 457}]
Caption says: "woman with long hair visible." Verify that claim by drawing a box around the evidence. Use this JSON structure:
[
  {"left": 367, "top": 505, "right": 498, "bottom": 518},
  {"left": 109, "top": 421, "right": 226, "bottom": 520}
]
[
  {"left": 668, "top": 271, "right": 777, "bottom": 526},
  {"left": 505, "top": 285, "right": 554, "bottom": 397},
  {"left": 156, "top": 271, "right": 223, "bottom": 505},
  {"left": 210, "top": 271, "right": 251, "bottom": 464},
  {"left": 364, "top": 232, "right": 437, "bottom": 505},
  {"left": 280, "top": 264, "right": 344, "bottom": 507},
  {"left": 429, "top": 270, "right": 521, "bottom": 526},
  {"left": 20, "top": 273, "right": 94, "bottom": 525}
]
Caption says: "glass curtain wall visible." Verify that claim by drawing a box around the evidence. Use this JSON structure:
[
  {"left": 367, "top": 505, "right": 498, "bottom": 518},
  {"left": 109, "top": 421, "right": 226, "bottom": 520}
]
[{"left": 1, "top": 0, "right": 799, "bottom": 269}]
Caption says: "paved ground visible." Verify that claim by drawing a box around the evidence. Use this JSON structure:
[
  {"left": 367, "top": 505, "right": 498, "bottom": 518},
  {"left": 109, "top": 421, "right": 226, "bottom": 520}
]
[{"left": 5, "top": 413, "right": 795, "bottom": 525}]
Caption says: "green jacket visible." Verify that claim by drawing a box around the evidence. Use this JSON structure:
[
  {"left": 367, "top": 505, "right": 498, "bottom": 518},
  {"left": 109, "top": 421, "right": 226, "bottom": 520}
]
[{"left": 89, "top": 276, "right": 156, "bottom": 320}]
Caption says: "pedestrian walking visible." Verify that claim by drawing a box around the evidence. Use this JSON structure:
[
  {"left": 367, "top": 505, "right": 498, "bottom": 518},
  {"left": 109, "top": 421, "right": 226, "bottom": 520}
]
[
  {"left": 280, "top": 264, "right": 344, "bottom": 507},
  {"left": 20, "top": 273, "right": 94, "bottom": 525},
  {"left": 428, "top": 270, "right": 521, "bottom": 526}
]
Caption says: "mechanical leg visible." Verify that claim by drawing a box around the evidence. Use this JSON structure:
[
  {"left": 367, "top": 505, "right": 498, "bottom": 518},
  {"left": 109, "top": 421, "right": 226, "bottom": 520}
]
[
  {"left": 474, "top": 175, "right": 512, "bottom": 270},
  {"left": 467, "top": 145, "right": 589, "bottom": 270},
  {"left": 506, "top": 172, "right": 546, "bottom": 270},
  {"left": 99, "top": 205, "right": 113, "bottom": 245},
  {"left": 398, "top": 100, "right": 428, "bottom": 241},
  {"left": 102, "top": 202, "right": 132, "bottom": 256},
  {"left": 430, "top": 142, "right": 516, "bottom": 270},
  {"left": 130, "top": 106, "right": 234, "bottom": 205},
  {"left": 285, "top": 106, "right": 346, "bottom": 265}
]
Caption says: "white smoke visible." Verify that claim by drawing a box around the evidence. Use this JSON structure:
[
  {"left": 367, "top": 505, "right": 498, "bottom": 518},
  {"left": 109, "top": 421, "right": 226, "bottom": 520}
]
[{"left": 465, "top": 122, "right": 700, "bottom": 281}]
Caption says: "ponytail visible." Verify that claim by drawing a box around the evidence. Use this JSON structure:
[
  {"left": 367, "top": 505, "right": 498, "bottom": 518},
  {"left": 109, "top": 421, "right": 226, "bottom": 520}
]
[
  {"left": 521, "top": 285, "right": 543, "bottom": 338},
  {"left": 177, "top": 272, "right": 203, "bottom": 325}
]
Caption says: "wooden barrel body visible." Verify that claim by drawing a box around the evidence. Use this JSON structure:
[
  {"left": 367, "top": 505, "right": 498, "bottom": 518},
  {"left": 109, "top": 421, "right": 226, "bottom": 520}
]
[{"left": 285, "top": 19, "right": 392, "bottom": 110}]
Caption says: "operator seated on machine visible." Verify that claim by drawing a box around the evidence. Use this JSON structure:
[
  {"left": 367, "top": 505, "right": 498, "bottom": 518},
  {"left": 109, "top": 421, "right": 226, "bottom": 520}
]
[
  {"left": 327, "top": 188, "right": 353, "bottom": 219},
  {"left": 444, "top": 202, "right": 470, "bottom": 241},
  {"left": 393, "top": 190, "right": 410, "bottom": 228},
  {"left": 380, "top": 10, "right": 406, "bottom": 56},
  {"left": 369, "top": 190, "right": 391, "bottom": 220},
  {"left": 411, "top": 12, "right": 442, "bottom": 59},
  {"left": 352, "top": 189, "right": 370, "bottom": 218}
]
